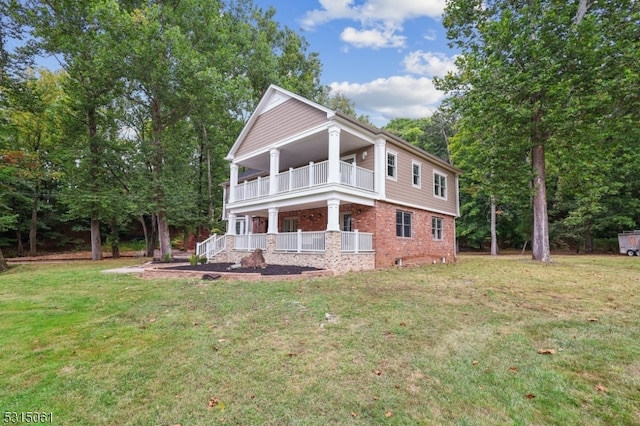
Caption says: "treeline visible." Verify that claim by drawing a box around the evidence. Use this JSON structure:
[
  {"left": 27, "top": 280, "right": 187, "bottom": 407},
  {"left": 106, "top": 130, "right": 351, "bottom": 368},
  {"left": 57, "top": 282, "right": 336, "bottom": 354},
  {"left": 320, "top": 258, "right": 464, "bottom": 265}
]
[
  {"left": 0, "top": 0, "right": 328, "bottom": 264},
  {"left": 436, "top": 0, "right": 640, "bottom": 257}
]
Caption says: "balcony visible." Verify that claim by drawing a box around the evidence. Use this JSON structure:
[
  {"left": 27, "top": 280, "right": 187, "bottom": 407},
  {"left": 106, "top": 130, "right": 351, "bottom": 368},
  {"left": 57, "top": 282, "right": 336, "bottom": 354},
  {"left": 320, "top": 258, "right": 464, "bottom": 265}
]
[{"left": 233, "top": 160, "right": 374, "bottom": 203}]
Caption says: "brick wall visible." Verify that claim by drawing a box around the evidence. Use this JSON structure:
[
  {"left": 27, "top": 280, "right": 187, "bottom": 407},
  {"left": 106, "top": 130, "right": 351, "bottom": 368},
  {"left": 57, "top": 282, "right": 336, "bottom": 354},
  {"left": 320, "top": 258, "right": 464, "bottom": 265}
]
[{"left": 366, "top": 200, "right": 456, "bottom": 268}]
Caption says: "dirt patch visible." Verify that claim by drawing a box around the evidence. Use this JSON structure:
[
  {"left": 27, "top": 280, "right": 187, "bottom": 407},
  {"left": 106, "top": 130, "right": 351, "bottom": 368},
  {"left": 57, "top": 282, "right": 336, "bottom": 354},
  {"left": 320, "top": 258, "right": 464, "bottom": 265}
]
[{"left": 162, "top": 262, "right": 323, "bottom": 276}]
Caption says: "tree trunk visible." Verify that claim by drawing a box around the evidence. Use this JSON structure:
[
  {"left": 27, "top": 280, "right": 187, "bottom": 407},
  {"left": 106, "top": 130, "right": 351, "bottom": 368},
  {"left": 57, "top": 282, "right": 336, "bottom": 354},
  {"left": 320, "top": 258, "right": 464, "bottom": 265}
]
[
  {"left": 90, "top": 217, "right": 102, "bottom": 260},
  {"left": 29, "top": 182, "right": 39, "bottom": 257},
  {"left": 88, "top": 107, "right": 102, "bottom": 261},
  {"left": 490, "top": 195, "right": 498, "bottom": 256},
  {"left": 531, "top": 144, "right": 551, "bottom": 262},
  {"left": 157, "top": 211, "right": 172, "bottom": 261},
  {"left": 16, "top": 229, "right": 24, "bottom": 257},
  {"left": 110, "top": 218, "right": 120, "bottom": 259},
  {"left": 0, "top": 247, "right": 8, "bottom": 273}
]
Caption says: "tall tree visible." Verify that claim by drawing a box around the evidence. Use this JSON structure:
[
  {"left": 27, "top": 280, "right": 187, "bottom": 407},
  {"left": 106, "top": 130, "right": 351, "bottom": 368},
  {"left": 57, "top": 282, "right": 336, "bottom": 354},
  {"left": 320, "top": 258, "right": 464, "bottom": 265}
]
[
  {"left": 18, "top": 0, "right": 130, "bottom": 260},
  {"left": 438, "top": 0, "right": 640, "bottom": 262}
]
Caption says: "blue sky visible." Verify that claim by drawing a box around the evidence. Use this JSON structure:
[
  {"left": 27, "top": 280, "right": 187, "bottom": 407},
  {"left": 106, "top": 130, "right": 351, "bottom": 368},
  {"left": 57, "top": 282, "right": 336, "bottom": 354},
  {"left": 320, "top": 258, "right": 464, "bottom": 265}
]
[{"left": 254, "top": 0, "right": 459, "bottom": 126}]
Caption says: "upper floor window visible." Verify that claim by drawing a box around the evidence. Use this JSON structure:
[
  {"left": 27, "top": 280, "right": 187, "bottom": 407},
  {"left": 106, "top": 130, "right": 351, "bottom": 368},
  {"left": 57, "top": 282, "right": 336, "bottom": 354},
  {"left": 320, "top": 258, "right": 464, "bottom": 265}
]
[
  {"left": 434, "top": 172, "right": 447, "bottom": 199},
  {"left": 396, "top": 210, "right": 412, "bottom": 238},
  {"left": 412, "top": 161, "right": 421, "bottom": 188},
  {"left": 386, "top": 151, "right": 397, "bottom": 180}
]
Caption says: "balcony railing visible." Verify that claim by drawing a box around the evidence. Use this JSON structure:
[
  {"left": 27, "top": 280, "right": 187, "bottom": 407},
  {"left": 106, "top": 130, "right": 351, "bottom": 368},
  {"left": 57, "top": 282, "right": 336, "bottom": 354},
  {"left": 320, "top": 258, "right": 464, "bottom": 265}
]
[{"left": 233, "top": 160, "right": 374, "bottom": 202}]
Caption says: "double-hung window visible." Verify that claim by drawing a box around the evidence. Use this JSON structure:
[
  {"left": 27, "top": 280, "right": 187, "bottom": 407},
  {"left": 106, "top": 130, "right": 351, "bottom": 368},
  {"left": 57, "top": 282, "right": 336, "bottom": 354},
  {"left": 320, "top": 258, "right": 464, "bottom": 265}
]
[
  {"left": 432, "top": 217, "right": 443, "bottom": 240},
  {"left": 412, "top": 161, "right": 421, "bottom": 188},
  {"left": 434, "top": 172, "right": 447, "bottom": 199},
  {"left": 396, "top": 210, "right": 412, "bottom": 238},
  {"left": 386, "top": 151, "right": 397, "bottom": 179}
]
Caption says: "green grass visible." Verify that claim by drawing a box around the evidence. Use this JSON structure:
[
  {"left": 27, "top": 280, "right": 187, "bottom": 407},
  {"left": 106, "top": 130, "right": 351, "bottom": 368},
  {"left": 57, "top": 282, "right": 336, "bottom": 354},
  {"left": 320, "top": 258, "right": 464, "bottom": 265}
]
[{"left": 1, "top": 255, "right": 639, "bottom": 425}]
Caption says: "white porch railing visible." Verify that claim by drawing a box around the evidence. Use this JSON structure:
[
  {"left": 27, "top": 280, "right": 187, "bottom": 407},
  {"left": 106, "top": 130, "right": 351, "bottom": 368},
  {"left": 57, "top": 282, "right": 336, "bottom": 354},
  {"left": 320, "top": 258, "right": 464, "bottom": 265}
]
[
  {"left": 196, "top": 234, "right": 226, "bottom": 260},
  {"left": 234, "top": 233, "right": 267, "bottom": 251},
  {"left": 341, "top": 230, "right": 374, "bottom": 253},
  {"left": 340, "top": 162, "right": 375, "bottom": 191},
  {"left": 233, "top": 160, "right": 374, "bottom": 202},
  {"left": 276, "top": 230, "right": 326, "bottom": 252}
]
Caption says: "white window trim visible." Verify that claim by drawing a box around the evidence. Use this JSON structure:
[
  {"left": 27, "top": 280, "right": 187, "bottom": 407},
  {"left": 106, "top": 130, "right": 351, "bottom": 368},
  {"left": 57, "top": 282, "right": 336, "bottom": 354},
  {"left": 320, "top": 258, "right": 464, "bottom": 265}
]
[
  {"left": 396, "top": 210, "right": 412, "bottom": 238},
  {"left": 432, "top": 217, "right": 444, "bottom": 241},
  {"left": 386, "top": 150, "right": 398, "bottom": 181},
  {"left": 433, "top": 170, "right": 448, "bottom": 200},
  {"left": 340, "top": 153, "right": 356, "bottom": 164},
  {"left": 283, "top": 217, "right": 299, "bottom": 233},
  {"left": 412, "top": 160, "right": 422, "bottom": 189}
]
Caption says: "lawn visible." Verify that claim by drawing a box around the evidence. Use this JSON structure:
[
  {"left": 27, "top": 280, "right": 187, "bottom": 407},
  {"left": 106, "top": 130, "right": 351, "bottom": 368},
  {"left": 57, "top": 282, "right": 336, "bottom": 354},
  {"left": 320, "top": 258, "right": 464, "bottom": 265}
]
[{"left": 1, "top": 255, "right": 639, "bottom": 425}]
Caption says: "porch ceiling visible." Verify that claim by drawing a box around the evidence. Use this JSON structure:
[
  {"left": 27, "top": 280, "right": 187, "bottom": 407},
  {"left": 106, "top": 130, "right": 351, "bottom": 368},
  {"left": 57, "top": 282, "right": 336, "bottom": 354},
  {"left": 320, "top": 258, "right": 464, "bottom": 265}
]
[{"left": 238, "top": 129, "right": 369, "bottom": 172}]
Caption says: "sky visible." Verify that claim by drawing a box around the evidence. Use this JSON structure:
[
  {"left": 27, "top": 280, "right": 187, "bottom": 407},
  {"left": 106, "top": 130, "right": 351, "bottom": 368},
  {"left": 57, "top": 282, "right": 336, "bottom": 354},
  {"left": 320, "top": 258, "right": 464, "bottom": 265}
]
[{"left": 253, "top": 0, "right": 459, "bottom": 126}]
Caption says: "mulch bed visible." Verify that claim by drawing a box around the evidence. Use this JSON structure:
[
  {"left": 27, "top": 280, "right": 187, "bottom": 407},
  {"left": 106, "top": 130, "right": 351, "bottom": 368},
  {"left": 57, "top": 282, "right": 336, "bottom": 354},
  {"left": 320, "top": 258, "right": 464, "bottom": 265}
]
[{"left": 162, "top": 262, "right": 323, "bottom": 276}]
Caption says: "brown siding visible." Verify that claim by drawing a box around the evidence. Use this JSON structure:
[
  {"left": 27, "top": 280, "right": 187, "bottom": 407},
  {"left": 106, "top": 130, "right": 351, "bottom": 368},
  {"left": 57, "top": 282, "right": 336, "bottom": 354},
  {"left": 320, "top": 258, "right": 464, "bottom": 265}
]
[
  {"left": 236, "top": 99, "right": 328, "bottom": 158},
  {"left": 384, "top": 140, "right": 457, "bottom": 215},
  {"left": 341, "top": 147, "right": 375, "bottom": 171}
]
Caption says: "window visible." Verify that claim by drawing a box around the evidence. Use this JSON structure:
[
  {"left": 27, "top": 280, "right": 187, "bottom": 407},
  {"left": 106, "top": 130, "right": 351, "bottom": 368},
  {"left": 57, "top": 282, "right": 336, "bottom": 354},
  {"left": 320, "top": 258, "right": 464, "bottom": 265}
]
[
  {"left": 396, "top": 210, "right": 412, "bottom": 238},
  {"left": 283, "top": 217, "right": 298, "bottom": 232},
  {"left": 340, "top": 212, "right": 353, "bottom": 232},
  {"left": 434, "top": 172, "right": 447, "bottom": 199},
  {"left": 432, "top": 217, "right": 443, "bottom": 240},
  {"left": 386, "top": 151, "right": 397, "bottom": 179},
  {"left": 412, "top": 161, "right": 421, "bottom": 188}
]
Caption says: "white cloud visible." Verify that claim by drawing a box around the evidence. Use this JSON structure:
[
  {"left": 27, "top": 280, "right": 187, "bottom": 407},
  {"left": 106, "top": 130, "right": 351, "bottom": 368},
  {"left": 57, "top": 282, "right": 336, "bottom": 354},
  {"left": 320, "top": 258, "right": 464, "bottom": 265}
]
[
  {"left": 423, "top": 29, "right": 437, "bottom": 41},
  {"left": 340, "top": 26, "right": 406, "bottom": 49},
  {"left": 300, "top": 0, "right": 446, "bottom": 49},
  {"left": 329, "top": 75, "right": 446, "bottom": 126},
  {"left": 402, "top": 51, "right": 458, "bottom": 78},
  {"left": 301, "top": 0, "right": 445, "bottom": 29}
]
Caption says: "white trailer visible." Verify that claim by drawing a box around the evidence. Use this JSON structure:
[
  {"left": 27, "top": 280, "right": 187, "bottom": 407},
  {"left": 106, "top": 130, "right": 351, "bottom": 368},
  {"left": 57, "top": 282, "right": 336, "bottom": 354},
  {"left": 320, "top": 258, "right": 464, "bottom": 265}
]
[{"left": 618, "top": 230, "right": 640, "bottom": 256}]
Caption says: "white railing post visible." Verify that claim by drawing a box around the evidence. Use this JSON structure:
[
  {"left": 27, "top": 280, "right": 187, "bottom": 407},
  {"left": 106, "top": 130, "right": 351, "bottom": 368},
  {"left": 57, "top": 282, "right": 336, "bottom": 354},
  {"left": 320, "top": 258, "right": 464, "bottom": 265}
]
[
  {"left": 243, "top": 180, "right": 247, "bottom": 200},
  {"left": 309, "top": 161, "right": 314, "bottom": 187},
  {"left": 354, "top": 229, "right": 359, "bottom": 254},
  {"left": 297, "top": 229, "right": 302, "bottom": 253},
  {"left": 289, "top": 167, "right": 294, "bottom": 192}
]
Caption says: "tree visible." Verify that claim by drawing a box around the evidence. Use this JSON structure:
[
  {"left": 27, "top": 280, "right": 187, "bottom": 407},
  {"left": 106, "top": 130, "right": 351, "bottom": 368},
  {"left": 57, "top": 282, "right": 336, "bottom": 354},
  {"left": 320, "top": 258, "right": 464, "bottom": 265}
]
[
  {"left": 18, "top": 0, "right": 130, "bottom": 260},
  {"left": 4, "top": 69, "right": 66, "bottom": 256},
  {"left": 438, "top": 0, "right": 640, "bottom": 261}
]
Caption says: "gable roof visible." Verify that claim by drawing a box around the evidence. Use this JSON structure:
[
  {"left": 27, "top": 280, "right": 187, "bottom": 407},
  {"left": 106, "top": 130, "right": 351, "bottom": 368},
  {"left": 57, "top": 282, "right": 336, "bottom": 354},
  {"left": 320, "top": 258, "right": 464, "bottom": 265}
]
[{"left": 225, "top": 85, "right": 334, "bottom": 161}]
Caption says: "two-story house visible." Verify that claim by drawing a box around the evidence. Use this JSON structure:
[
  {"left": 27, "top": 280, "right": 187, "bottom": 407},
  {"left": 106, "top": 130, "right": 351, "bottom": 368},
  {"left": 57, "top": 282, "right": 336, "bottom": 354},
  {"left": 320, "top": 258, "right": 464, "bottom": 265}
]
[{"left": 197, "top": 85, "right": 460, "bottom": 273}]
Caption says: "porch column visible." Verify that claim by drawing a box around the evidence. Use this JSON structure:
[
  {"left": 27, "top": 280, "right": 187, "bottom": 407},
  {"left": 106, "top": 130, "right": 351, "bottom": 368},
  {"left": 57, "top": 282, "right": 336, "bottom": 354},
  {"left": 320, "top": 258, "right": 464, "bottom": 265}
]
[
  {"left": 227, "top": 212, "right": 237, "bottom": 235},
  {"left": 267, "top": 207, "right": 279, "bottom": 234},
  {"left": 269, "top": 148, "right": 280, "bottom": 195},
  {"left": 328, "top": 126, "right": 341, "bottom": 183},
  {"left": 229, "top": 163, "right": 239, "bottom": 203},
  {"left": 374, "top": 137, "right": 386, "bottom": 197},
  {"left": 326, "top": 198, "right": 340, "bottom": 231}
]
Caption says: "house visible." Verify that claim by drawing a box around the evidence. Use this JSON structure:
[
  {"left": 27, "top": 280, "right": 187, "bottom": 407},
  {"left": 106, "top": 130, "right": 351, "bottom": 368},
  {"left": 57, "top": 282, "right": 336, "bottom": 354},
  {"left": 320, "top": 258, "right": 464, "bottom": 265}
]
[{"left": 197, "top": 85, "right": 461, "bottom": 273}]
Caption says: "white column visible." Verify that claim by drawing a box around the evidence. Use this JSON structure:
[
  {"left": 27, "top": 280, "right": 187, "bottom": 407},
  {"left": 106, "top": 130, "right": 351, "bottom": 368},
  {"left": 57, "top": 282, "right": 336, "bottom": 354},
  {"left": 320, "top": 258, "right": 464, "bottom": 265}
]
[
  {"left": 267, "top": 207, "right": 279, "bottom": 234},
  {"left": 227, "top": 212, "right": 237, "bottom": 235},
  {"left": 328, "top": 126, "right": 341, "bottom": 183},
  {"left": 229, "top": 163, "right": 239, "bottom": 203},
  {"left": 374, "top": 137, "right": 386, "bottom": 197},
  {"left": 269, "top": 148, "right": 280, "bottom": 195},
  {"left": 326, "top": 198, "right": 340, "bottom": 231}
]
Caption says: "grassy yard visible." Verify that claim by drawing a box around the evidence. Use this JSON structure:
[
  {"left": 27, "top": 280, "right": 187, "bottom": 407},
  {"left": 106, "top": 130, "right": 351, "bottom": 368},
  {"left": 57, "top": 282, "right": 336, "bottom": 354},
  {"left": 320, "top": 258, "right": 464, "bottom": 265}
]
[{"left": 1, "top": 255, "right": 639, "bottom": 425}]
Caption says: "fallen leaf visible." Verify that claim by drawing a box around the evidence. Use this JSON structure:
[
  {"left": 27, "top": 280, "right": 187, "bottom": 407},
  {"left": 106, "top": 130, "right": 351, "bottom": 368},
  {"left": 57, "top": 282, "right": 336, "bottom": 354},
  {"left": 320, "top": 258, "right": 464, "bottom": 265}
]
[
  {"left": 287, "top": 352, "right": 296, "bottom": 357},
  {"left": 595, "top": 384, "right": 607, "bottom": 392},
  {"left": 472, "top": 360, "right": 479, "bottom": 366},
  {"left": 525, "top": 393, "right": 536, "bottom": 399},
  {"left": 374, "top": 369, "right": 383, "bottom": 376},
  {"left": 400, "top": 322, "right": 407, "bottom": 327},
  {"left": 149, "top": 318, "right": 157, "bottom": 323},
  {"left": 207, "top": 397, "right": 219, "bottom": 409},
  {"left": 350, "top": 412, "right": 358, "bottom": 417},
  {"left": 508, "top": 367, "right": 518, "bottom": 372},
  {"left": 208, "top": 324, "right": 216, "bottom": 329},
  {"left": 588, "top": 318, "right": 598, "bottom": 322},
  {"left": 385, "top": 411, "right": 393, "bottom": 418},
  {"left": 394, "top": 384, "right": 400, "bottom": 389},
  {"left": 537, "top": 349, "right": 556, "bottom": 355},
  {"left": 192, "top": 322, "right": 199, "bottom": 326}
]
